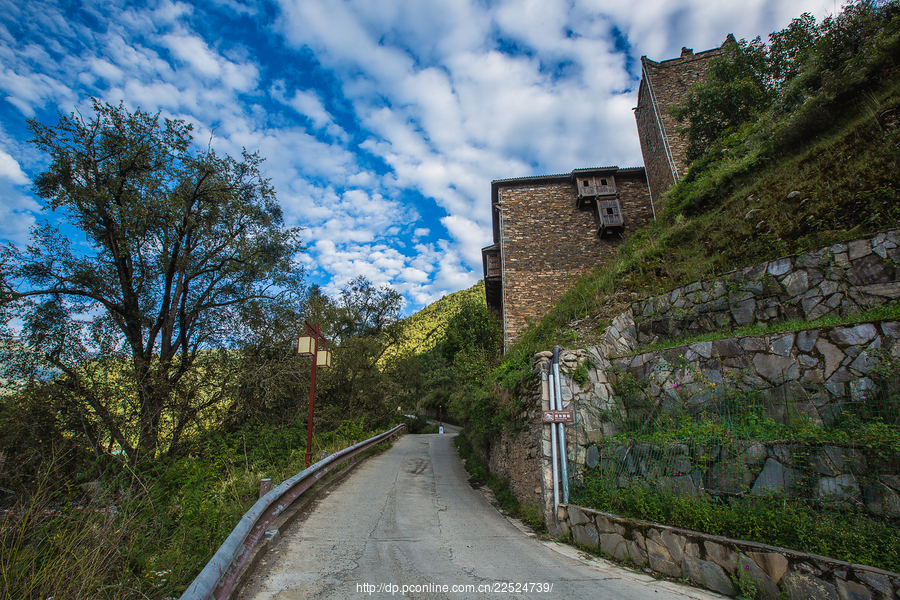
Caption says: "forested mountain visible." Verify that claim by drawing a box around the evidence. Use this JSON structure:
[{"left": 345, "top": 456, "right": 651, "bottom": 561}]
[{"left": 381, "top": 281, "right": 486, "bottom": 364}]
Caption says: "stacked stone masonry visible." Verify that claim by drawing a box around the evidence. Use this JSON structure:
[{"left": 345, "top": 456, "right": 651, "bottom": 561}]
[
  {"left": 495, "top": 170, "right": 652, "bottom": 349},
  {"left": 544, "top": 231, "right": 900, "bottom": 513},
  {"left": 486, "top": 382, "right": 545, "bottom": 510},
  {"left": 632, "top": 231, "right": 900, "bottom": 344},
  {"left": 635, "top": 42, "right": 727, "bottom": 203},
  {"left": 495, "top": 230, "right": 900, "bottom": 598},
  {"left": 558, "top": 504, "right": 900, "bottom": 600},
  {"left": 535, "top": 319, "right": 900, "bottom": 526}
]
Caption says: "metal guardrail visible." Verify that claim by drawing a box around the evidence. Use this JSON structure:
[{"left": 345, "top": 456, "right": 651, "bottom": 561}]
[{"left": 179, "top": 423, "right": 407, "bottom": 600}]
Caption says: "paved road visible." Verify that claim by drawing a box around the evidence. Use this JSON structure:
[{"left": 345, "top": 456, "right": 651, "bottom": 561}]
[{"left": 241, "top": 430, "right": 722, "bottom": 600}]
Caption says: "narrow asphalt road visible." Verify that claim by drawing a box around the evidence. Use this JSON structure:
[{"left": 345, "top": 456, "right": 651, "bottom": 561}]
[{"left": 241, "top": 429, "right": 723, "bottom": 599}]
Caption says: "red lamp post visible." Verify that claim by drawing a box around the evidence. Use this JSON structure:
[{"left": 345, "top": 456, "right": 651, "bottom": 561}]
[{"left": 297, "top": 321, "right": 332, "bottom": 468}]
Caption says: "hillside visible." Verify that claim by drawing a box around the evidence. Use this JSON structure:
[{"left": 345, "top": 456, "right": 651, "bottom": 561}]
[
  {"left": 501, "top": 0, "right": 900, "bottom": 375},
  {"left": 382, "top": 281, "right": 486, "bottom": 365},
  {"left": 460, "top": 4, "right": 900, "bottom": 579}
]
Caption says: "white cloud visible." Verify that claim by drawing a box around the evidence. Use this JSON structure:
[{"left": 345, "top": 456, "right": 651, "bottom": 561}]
[
  {"left": 0, "top": 147, "right": 38, "bottom": 242},
  {"left": 162, "top": 34, "right": 223, "bottom": 77},
  {"left": 0, "top": 147, "right": 28, "bottom": 185},
  {"left": 271, "top": 82, "right": 344, "bottom": 138},
  {"left": 0, "top": 0, "right": 837, "bottom": 313},
  {"left": 441, "top": 214, "right": 492, "bottom": 266}
]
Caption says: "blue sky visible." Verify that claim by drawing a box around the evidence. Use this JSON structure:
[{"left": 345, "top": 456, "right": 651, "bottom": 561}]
[{"left": 0, "top": 0, "right": 832, "bottom": 315}]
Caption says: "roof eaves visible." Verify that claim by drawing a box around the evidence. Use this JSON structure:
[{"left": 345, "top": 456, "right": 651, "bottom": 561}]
[
  {"left": 572, "top": 166, "right": 619, "bottom": 174},
  {"left": 491, "top": 172, "right": 571, "bottom": 185}
]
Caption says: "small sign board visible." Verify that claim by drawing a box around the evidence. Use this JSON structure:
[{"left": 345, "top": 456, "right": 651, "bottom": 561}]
[{"left": 542, "top": 410, "right": 574, "bottom": 424}]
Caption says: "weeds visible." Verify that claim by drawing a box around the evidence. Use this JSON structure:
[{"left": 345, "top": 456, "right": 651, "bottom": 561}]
[
  {"left": 731, "top": 566, "right": 762, "bottom": 600},
  {"left": 0, "top": 473, "right": 140, "bottom": 599},
  {"left": 0, "top": 420, "right": 385, "bottom": 599},
  {"left": 571, "top": 476, "right": 900, "bottom": 572}
]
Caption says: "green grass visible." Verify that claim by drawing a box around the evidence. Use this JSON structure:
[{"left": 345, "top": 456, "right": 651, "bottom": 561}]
[
  {"left": 571, "top": 475, "right": 900, "bottom": 572},
  {"left": 628, "top": 303, "right": 900, "bottom": 356}
]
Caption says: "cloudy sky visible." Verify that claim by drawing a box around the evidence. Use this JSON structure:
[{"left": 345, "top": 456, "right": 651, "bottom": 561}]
[{"left": 0, "top": 0, "right": 832, "bottom": 315}]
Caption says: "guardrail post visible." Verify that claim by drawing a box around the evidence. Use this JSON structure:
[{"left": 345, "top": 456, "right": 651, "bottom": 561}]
[{"left": 259, "top": 478, "right": 272, "bottom": 499}]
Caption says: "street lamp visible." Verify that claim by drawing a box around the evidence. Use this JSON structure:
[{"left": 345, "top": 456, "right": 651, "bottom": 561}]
[{"left": 297, "top": 321, "right": 332, "bottom": 467}]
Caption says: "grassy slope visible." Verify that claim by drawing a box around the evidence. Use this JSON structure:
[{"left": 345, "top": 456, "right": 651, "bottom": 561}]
[{"left": 501, "top": 37, "right": 900, "bottom": 377}]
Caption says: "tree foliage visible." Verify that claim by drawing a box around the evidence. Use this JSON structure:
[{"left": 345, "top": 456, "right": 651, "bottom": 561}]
[
  {"left": 673, "top": 14, "right": 821, "bottom": 161},
  {"left": 303, "top": 277, "right": 406, "bottom": 426},
  {"left": 673, "top": 1, "right": 900, "bottom": 165},
  {"left": 0, "top": 99, "right": 304, "bottom": 462},
  {"left": 333, "top": 276, "right": 403, "bottom": 342},
  {"left": 442, "top": 295, "right": 501, "bottom": 361},
  {"left": 383, "top": 293, "right": 504, "bottom": 446}
]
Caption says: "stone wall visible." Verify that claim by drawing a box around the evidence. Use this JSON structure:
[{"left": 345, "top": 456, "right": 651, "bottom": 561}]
[
  {"left": 615, "top": 174, "right": 654, "bottom": 225},
  {"left": 632, "top": 230, "right": 900, "bottom": 345},
  {"left": 496, "top": 170, "right": 652, "bottom": 349},
  {"left": 486, "top": 382, "right": 545, "bottom": 510},
  {"left": 559, "top": 503, "right": 900, "bottom": 599},
  {"left": 634, "top": 77, "right": 672, "bottom": 210},
  {"left": 549, "top": 322, "right": 900, "bottom": 520},
  {"left": 524, "top": 230, "right": 900, "bottom": 543},
  {"left": 484, "top": 230, "right": 900, "bottom": 584},
  {"left": 614, "top": 320, "right": 900, "bottom": 423}
]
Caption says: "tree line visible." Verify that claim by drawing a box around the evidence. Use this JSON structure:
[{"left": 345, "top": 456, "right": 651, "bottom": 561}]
[
  {"left": 0, "top": 99, "right": 501, "bottom": 497},
  {"left": 674, "top": 0, "right": 900, "bottom": 164}
]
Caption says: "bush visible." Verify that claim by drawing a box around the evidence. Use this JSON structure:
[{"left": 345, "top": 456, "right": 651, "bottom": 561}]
[{"left": 0, "top": 419, "right": 386, "bottom": 599}]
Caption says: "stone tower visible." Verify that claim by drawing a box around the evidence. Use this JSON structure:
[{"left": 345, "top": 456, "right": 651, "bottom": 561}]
[{"left": 634, "top": 36, "right": 734, "bottom": 207}]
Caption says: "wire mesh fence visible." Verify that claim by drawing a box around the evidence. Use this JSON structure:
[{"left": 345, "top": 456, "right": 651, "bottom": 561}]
[{"left": 570, "top": 366, "right": 900, "bottom": 528}]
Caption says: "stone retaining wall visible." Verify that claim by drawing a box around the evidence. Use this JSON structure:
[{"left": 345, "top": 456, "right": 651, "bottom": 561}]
[
  {"left": 631, "top": 230, "right": 900, "bottom": 345},
  {"left": 559, "top": 503, "right": 900, "bottom": 599},
  {"left": 486, "top": 383, "right": 545, "bottom": 511},
  {"left": 612, "top": 320, "right": 900, "bottom": 426},
  {"left": 502, "top": 230, "right": 900, "bottom": 583},
  {"left": 551, "top": 321, "right": 899, "bottom": 453},
  {"left": 537, "top": 321, "right": 900, "bottom": 521}
]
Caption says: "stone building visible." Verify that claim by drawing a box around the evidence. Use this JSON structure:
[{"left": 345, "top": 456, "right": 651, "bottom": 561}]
[
  {"left": 482, "top": 167, "right": 653, "bottom": 350},
  {"left": 634, "top": 36, "right": 733, "bottom": 205},
  {"left": 482, "top": 38, "right": 735, "bottom": 351}
]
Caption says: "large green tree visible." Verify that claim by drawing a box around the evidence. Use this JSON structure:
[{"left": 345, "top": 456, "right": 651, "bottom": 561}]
[
  {"left": 0, "top": 100, "right": 304, "bottom": 462},
  {"left": 315, "top": 276, "right": 404, "bottom": 424}
]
